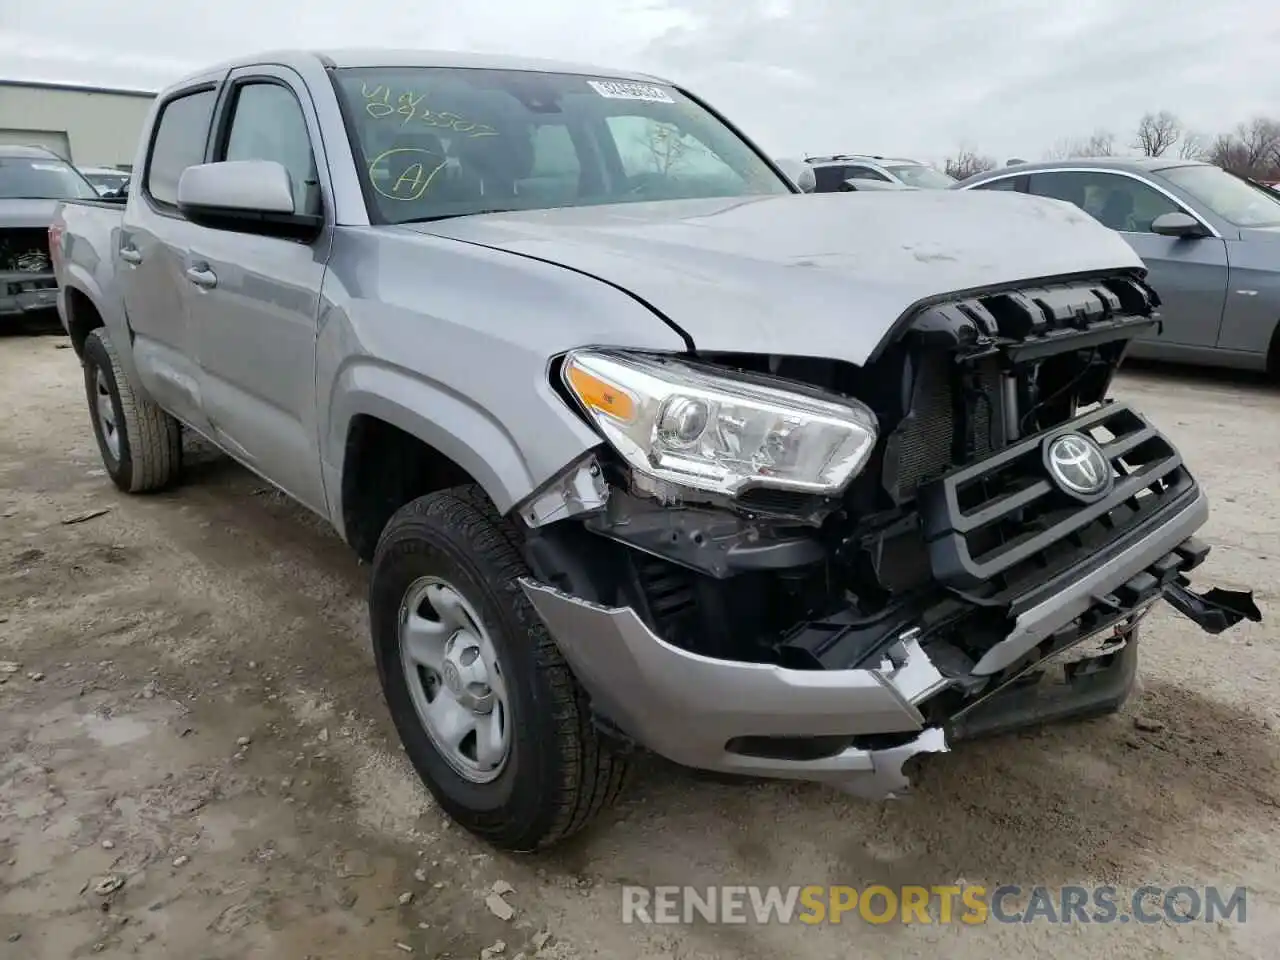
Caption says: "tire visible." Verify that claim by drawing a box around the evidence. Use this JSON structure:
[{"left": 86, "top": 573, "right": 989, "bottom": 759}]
[
  {"left": 369, "top": 485, "right": 629, "bottom": 851},
  {"left": 82, "top": 328, "right": 182, "bottom": 493}
]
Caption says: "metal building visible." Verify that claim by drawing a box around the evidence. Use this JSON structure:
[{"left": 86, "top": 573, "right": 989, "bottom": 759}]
[{"left": 0, "top": 79, "right": 156, "bottom": 170}]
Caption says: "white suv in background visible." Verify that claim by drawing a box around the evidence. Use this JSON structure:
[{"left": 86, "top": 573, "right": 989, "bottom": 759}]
[{"left": 804, "top": 154, "right": 956, "bottom": 191}]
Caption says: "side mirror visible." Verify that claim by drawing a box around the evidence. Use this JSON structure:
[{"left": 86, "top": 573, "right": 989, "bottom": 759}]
[
  {"left": 1150, "top": 211, "right": 1209, "bottom": 239},
  {"left": 177, "top": 160, "right": 322, "bottom": 240}
]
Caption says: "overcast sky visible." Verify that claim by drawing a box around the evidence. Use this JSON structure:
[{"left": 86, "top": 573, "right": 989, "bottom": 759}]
[{"left": 4, "top": 0, "right": 1279, "bottom": 163}]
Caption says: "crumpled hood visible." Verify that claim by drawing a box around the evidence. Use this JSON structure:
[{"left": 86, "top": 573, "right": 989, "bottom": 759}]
[{"left": 412, "top": 190, "right": 1146, "bottom": 366}]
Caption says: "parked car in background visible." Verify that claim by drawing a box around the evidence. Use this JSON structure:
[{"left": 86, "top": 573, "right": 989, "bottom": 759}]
[
  {"left": 1, "top": 144, "right": 100, "bottom": 321},
  {"left": 49, "top": 48, "right": 1260, "bottom": 852},
  {"left": 79, "top": 166, "right": 132, "bottom": 197},
  {"left": 805, "top": 154, "right": 956, "bottom": 192},
  {"left": 956, "top": 158, "right": 1280, "bottom": 376}
]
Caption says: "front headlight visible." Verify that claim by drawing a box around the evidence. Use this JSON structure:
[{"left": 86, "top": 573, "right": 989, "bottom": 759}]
[{"left": 561, "top": 349, "right": 878, "bottom": 497}]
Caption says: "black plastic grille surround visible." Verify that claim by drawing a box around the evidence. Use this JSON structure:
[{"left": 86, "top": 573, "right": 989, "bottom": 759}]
[
  {"left": 881, "top": 274, "right": 1158, "bottom": 503},
  {"left": 917, "top": 401, "right": 1195, "bottom": 595}
]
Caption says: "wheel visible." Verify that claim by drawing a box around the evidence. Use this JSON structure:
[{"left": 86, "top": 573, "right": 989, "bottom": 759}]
[
  {"left": 82, "top": 328, "right": 182, "bottom": 493},
  {"left": 369, "top": 485, "right": 629, "bottom": 851}
]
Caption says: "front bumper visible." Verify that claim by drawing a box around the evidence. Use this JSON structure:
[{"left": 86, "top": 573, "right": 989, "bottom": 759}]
[
  {"left": 521, "top": 577, "right": 951, "bottom": 797},
  {"left": 520, "top": 481, "right": 1256, "bottom": 797},
  {"left": 1, "top": 272, "right": 59, "bottom": 317}
]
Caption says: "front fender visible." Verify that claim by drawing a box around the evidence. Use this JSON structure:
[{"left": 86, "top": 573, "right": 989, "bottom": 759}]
[{"left": 326, "top": 357, "right": 544, "bottom": 518}]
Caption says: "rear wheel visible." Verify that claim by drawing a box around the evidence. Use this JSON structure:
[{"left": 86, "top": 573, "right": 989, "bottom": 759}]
[
  {"left": 369, "top": 486, "right": 629, "bottom": 851},
  {"left": 82, "top": 329, "right": 182, "bottom": 493}
]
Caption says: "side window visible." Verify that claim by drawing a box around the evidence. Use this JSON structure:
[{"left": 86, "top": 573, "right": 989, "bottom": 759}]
[
  {"left": 1028, "top": 171, "right": 1182, "bottom": 234},
  {"left": 221, "top": 82, "right": 321, "bottom": 215},
  {"left": 812, "top": 165, "right": 847, "bottom": 193},
  {"left": 844, "top": 165, "right": 890, "bottom": 182},
  {"left": 974, "top": 177, "right": 1017, "bottom": 191},
  {"left": 146, "top": 89, "right": 217, "bottom": 207}
]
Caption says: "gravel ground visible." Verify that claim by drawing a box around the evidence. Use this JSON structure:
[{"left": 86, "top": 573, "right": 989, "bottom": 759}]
[{"left": 1, "top": 326, "right": 1277, "bottom": 960}]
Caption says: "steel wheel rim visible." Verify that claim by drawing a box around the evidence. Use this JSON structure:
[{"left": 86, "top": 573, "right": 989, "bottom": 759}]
[
  {"left": 94, "top": 368, "right": 120, "bottom": 461},
  {"left": 398, "top": 575, "right": 511, "bottom": 783}
]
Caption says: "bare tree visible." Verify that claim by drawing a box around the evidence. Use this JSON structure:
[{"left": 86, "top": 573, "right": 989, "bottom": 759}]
[
  {"left": 942, "top": 145, "right": 997, "bottom": 180},
  {"left": 636, "top": 121, "right": 692, "bottom": 175},
  {"left": 1046, "top": 128, "right": 1116, "bottom": 160},
  {"left": 1235, "top": 116, "right": 1280, "bottom": 173},
  {"left": 1133, "top": 111, "right": 1181, "bottom": 157},
  {"left": 1207, "top": 117, "right": 1280, "bottom": 178},
  {"left": 1178, "top": 131, "right": 1209, "bottom": 161}
]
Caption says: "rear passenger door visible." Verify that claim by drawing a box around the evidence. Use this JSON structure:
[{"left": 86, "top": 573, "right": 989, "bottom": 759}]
[
  {"left": 1024, "top": 169, "right": 1229, "bottom": 349},
  {"left": 184, "top": 66, "right": 332, "bottom": 513},
  {"left": 119, "top": 85, "right": 219, "bottom": 433}
]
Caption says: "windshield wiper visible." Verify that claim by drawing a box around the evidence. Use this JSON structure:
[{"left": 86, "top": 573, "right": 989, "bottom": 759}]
[{"left": 397, "top": 208, "right": 521, "bottom": 224}]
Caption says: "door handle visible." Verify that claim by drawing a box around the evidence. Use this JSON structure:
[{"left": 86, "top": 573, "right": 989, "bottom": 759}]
[
  {"left": 119, "top": 246, "right": 143, "bottom": 265},
  {"left": 185, "top": 266, "right": 218, "bottom": 289}
]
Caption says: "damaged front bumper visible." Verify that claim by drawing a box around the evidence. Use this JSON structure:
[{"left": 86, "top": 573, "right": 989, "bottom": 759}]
[
  {"left": 520, "top": 482, "right": 1261, "bottom": 799},
  {"left": 521, "top": 576, "right": 951, "bottom": 797}
]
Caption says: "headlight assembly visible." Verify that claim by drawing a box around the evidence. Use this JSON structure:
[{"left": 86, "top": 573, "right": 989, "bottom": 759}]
[{"left": 561, "top": 349, "right": 878, "bottom": 498}]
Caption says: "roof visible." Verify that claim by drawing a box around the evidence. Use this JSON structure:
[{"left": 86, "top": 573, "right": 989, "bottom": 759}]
[
  {"left": 0, "top": 143, "right": 64, "bottom": 159},
  {"left": 0, "top": 78, "right": 157, "bottom": 98},
  {"left": 170, "top": 47, "right": 670, "bottom": 89},
  {"left": 960, "top": 155, "right": 1213, "bottom": 184}
]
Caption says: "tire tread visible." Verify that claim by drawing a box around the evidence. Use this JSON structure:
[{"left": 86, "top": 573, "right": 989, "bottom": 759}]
[
  {"left": 375, "top": 485, "right": 628, "bottom": 850},
  {"left": 85, "top": 329, "right": 181, "bottom": 493}
]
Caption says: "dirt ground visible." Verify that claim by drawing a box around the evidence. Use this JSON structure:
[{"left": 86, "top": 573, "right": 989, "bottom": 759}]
[{"left": 1, "top": 324, "right": 1277, "bottom": 960}]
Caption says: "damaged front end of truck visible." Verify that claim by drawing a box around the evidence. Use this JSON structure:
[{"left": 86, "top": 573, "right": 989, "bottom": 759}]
[{"left": 514, "top": 271, "right": 1262, "bottom": 798}]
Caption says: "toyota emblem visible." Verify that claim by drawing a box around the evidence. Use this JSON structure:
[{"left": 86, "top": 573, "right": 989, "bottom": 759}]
[{"left": 1044, "top": 432, "right": 1113, "bottom": 499}]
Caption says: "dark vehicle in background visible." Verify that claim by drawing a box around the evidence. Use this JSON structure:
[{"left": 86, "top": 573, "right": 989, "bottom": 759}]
[
  {"left": 806, "top": 154, "right": 956, "bottom": 192},
  {"left": 957, "top": 158, "right": 1280, "bottom": 375},
  {"left": 1, "top": 144, "right": 100, "bottom": 321}
]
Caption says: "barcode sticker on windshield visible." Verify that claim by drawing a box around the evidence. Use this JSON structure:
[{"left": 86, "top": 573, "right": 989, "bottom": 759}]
[{"left": 587, "top": 80, "right": 675, "bottom": 103}]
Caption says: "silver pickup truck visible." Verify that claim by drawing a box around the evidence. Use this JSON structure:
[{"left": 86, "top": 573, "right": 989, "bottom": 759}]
[{"left": 50, "top": 48, "right": 1261, "bottom": 852}]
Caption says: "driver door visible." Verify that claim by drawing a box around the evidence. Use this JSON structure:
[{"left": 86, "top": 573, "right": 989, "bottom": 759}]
[{"left": 183, "top": 67, "right": 333, "bottom": 512}]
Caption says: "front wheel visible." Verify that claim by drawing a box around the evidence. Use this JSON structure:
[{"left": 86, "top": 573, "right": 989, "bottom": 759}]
[
  {"left": 369, "top": 486, "right": 629, "bottom": 851},
  {"left": 82, "top": 328, "right": 182, "bottom": 493}
]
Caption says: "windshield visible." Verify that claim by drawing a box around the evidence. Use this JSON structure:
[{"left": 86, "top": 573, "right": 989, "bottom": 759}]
[
  {"left": 333, "top": 67, "right": 792, "bottom": 224},
  {"left": 1161, "top": 164, "right": 1280, "bottom": 228},
  {"left": 886, "top": 163, "right": 956, "bottom": 189},
  {"left": 0, "top": 156, "right": 99, "bottom": 200}
]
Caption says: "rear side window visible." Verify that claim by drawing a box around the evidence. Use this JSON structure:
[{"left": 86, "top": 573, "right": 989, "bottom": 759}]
[
  {"left": 146, "top": 89, "right": 217, "bottom": 207},
  {"left": 844, "top": 165, "right": 890, "bottom": 182}
]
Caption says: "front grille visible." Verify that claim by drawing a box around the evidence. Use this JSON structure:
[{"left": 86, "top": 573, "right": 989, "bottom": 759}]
[
  {"left": 917, "top": 402, "right": 1194, "bottom": 595},
  {"left": 880, "top": 275, "right": 1158, "bottom": 507},
  {"left": 0, "top": 229, "right": 52, "bottom": 273}
]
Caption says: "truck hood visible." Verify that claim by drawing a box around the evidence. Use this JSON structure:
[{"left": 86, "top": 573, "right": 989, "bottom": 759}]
[
  {"left": 0, "top": 199, "right": 61, "bottom": 229},
  {"left": 412, "top": 190, "right": 1146, "bottom": 366}
]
